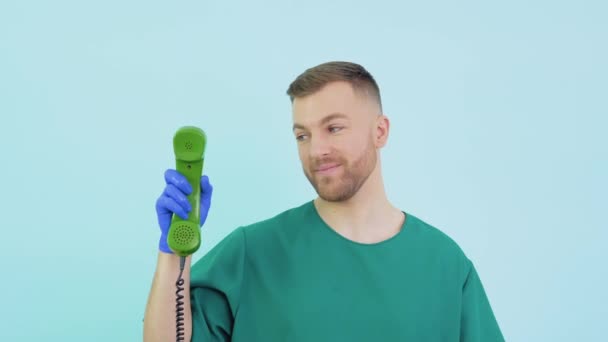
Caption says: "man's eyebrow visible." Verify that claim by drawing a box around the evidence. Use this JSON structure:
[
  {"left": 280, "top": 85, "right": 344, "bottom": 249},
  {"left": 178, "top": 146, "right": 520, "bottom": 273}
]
[{"left": 292, "top": 112, "right": 349, "bottom": 131}]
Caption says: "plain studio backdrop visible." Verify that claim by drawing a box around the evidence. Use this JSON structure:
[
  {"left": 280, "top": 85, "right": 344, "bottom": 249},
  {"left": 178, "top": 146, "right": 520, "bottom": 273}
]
[{"left": 0, "top": 0, "right": 606, "bottom": 341}]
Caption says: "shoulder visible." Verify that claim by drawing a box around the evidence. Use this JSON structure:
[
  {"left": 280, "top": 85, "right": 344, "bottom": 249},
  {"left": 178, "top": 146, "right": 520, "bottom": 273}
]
[
  {"left": 405, "top": 212, "right": 472, "bottom": 268},
  {"left": 238, "top": 201, "right": 312, "bottom": 241},
  {"left": 406, "top": 214, "right": 462, "bottom": 249},
  {"left": 245, "top": 201, "right": 309, "bottom": 229}
]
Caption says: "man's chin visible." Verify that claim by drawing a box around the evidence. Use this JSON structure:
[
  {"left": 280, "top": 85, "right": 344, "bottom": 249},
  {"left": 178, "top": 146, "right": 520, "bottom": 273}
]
[
  {"left": 306, "top": 171, "right": 353, "bottom": 201},
  {"left": 316, "top": 185, "right": 352, "bottom": 202}
]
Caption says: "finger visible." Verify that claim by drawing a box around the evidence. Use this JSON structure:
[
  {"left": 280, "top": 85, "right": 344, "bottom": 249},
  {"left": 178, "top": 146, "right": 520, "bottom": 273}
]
[
  {"left": 201, "top": 190, "right": 212, "bottom": 212},
  {"left": 157, "top": 195, "right": 189, "bottom": 220},
  {"left": 164, "top": 169, "right": 192, "bottom": 195},
  {"left": 163, "top": 183, "right": 192, "bottom": 213}
]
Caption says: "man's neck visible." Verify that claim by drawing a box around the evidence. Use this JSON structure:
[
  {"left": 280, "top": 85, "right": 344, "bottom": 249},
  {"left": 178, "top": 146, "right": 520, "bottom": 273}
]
[{"left": 313, "top": 168, "right": 405, "bottom": 244}]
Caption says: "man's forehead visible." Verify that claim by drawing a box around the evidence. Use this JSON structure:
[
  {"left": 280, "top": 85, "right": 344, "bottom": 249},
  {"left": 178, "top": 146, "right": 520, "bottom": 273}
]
[
  {"left": 292, "top": 112, "right": 350, "bottom": 131},
  {"left": 290, "top": 80, "right": 379, "bottom": 129}
]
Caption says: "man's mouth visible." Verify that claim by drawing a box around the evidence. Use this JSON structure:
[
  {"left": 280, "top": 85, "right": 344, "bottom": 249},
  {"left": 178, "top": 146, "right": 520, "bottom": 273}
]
[{"left": 315, "top": 163, "right": 341, "bottom": 174}]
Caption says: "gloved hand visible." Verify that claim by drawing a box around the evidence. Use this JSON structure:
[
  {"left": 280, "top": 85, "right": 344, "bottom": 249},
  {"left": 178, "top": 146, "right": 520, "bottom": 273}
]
[{"left": 155, "top": 169, "right": 213, "bottom": 254}]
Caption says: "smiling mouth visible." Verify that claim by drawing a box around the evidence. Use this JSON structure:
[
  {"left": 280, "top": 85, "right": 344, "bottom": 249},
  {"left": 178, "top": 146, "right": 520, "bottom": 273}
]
[{"left": 315, "top": 164, "right": 341, "bottom": 173}]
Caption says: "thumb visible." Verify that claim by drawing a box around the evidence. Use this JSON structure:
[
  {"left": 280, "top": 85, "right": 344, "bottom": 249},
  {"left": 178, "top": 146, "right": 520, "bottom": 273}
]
[{"left": 200, "top": 175, "right": 213, "bottom": 197}]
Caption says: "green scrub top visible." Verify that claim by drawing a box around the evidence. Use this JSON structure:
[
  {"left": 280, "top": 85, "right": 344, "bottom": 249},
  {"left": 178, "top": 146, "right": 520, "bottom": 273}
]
[{"left": 190, "top": 200, "right": 504, "bottom": 341}]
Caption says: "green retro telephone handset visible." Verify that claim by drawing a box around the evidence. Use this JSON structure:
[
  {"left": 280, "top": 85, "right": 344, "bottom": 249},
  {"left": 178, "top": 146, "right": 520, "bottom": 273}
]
[
  {"left": 169, "top": 126, "right": 207, "bottom": 342},
  {"left": 168, "top": 126, "right": 206, "bottom": 257}
]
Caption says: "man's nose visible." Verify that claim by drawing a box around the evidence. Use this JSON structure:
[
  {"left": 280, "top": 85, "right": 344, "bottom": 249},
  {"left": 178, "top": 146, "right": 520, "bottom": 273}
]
[{"left": 308, "top": 135, "right": 331, "bottom": 158}]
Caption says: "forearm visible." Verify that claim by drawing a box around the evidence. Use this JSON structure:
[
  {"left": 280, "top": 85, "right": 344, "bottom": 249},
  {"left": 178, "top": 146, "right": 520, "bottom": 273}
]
[{"left": 144, "top": 252, "right": 193, "bottom": 342}]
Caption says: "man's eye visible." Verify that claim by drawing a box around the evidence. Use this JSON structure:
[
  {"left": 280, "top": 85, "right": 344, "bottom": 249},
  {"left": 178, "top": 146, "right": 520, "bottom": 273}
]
[
  {"left": 296, "top": 134, "right": 308, "bottom": 141},
  {"left": 329, "top": 126, "right": 343, "bottom": 133}
]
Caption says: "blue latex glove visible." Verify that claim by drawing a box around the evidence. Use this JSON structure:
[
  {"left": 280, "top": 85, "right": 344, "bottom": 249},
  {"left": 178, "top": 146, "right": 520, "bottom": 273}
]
[{"left": 155, "top": 169, "right": 213, "bottom": 254}]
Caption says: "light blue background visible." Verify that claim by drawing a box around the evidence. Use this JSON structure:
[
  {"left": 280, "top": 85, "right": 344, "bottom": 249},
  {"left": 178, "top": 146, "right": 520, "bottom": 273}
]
[{"left": 1, "top": 0, "right": 606, "bottom": 341}]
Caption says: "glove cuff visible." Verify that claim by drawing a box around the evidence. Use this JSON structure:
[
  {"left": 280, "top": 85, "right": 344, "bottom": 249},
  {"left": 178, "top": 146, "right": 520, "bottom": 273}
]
[{"left": 158, "top": 234, "right": 174, "bottom": 254}]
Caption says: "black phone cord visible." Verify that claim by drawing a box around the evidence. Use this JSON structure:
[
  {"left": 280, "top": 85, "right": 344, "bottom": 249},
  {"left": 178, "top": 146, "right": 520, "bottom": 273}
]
[{"left": 176, "top": 256, "right": 186, "bottom": 342}]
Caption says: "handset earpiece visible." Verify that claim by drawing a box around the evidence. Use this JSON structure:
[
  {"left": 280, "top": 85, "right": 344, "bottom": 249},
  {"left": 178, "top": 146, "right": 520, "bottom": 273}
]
[{"left": 167, "top": 126, "right": 207, "bottom": 257}]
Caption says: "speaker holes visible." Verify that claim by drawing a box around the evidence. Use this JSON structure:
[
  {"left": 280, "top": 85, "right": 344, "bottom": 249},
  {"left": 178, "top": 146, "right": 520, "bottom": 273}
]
[
  {"left": 175, "top": 225, "right": 194, "bottom": 244},
  {"left": 185, "top": 141, "right": 193, "bottom": 150}
]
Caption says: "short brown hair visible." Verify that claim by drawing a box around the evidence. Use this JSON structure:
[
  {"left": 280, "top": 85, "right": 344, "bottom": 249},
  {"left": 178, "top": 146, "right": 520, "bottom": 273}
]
[{"left": 286, "top": 61, "right": 382, "bottom": 111}]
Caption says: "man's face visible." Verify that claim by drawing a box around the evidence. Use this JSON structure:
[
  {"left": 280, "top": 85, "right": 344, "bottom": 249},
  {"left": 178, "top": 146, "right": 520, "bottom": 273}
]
[{"left": 292, "top": 81, "right": 380, "bottom": 202}]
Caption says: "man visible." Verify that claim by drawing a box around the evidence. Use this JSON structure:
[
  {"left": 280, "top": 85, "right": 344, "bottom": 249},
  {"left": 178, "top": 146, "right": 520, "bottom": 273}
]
[{"left": 144, "top": 61, "right": 504, "bottom": 341}]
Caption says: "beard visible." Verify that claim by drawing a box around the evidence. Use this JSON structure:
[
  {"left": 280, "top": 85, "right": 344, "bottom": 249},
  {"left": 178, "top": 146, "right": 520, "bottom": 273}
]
[{"left": 303, "top": 139, "right": 377, "bottom": 202}]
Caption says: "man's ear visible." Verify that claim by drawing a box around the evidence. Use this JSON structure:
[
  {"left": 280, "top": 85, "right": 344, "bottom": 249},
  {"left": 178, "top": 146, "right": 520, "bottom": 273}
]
[{"left": 375, "top": 114, "right": 390, "bottom": 148}]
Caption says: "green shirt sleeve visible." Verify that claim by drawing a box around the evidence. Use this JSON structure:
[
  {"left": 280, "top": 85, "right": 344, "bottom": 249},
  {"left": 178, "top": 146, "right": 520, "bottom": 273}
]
[
  {"left": 189, "top": 226, "right": 246, "bottom": 342},
  {"left": 460, "top": 259, "right": 505, "bottom": 341}
]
